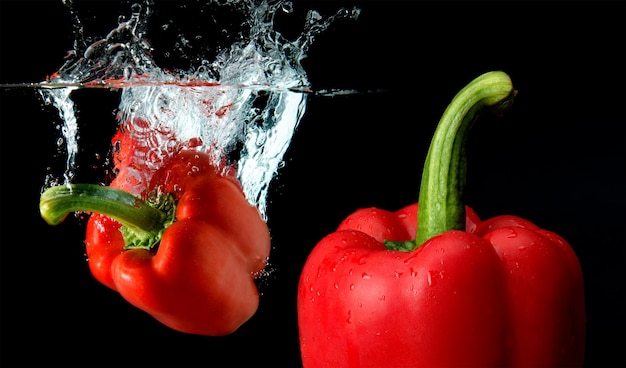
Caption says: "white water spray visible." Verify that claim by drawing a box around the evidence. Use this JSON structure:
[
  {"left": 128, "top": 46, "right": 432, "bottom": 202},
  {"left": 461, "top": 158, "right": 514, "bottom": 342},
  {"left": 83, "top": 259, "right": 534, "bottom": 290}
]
[{"left": 40, "top": 0, "right": 360, "bottom": 218}]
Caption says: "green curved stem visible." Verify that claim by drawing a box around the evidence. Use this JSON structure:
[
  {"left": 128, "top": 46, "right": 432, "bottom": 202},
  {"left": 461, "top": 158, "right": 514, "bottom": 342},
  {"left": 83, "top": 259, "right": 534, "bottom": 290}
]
[
  {"left": 40, "top": 183, "right": 175, "bottom": 249},
  {"left": 385, "top": 71, "right": 516, "bottom": 251},
  {"left": 414, "top": 71, "right": 516, "bottom": 246}
]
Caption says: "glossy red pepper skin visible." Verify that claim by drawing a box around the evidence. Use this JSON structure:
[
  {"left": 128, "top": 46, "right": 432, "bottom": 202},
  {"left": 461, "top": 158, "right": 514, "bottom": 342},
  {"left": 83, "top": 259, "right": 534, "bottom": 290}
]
[
  {"left": 297, "top": 204, "right": 586, "bottom": 367},
  {"left": 85, "top": 150, "right": 271, "bottom": 335}
]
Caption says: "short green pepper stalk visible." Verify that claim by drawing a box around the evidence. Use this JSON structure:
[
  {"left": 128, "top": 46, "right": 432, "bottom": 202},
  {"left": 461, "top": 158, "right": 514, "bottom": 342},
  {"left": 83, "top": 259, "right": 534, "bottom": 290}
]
[
  {"left": 40, "top": 183, "right": 175, "bottom": 249},
  {"left": 387, "top": 71, "right": 516, "bottom": 251}
]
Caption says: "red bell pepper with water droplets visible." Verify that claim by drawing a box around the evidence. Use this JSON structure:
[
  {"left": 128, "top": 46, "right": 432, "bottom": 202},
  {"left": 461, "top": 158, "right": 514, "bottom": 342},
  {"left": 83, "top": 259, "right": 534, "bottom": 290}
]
[
  {"left": 297, "top": 71, "right": 586, "bottom": 367},
  {"left": 40, "top": 135, "right": 271, "bottom": 335}
]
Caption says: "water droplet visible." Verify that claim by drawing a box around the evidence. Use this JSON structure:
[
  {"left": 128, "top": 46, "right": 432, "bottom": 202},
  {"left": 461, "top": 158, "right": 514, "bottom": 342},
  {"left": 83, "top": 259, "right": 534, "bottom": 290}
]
[
  {"left": 349, "top": 284, "right": 355, "bottom": 290},
  {"left": 130, "top": 3, "right": 142, "bottom": 14},
  {"left": 281, "top": 2, "right": 293, "bottom": 14},
  {"left": 362, "top": 273, "right": 371, "bottom": 280},
  {"left": 427, "top": 271, "right": 432, "bottom": 286}
]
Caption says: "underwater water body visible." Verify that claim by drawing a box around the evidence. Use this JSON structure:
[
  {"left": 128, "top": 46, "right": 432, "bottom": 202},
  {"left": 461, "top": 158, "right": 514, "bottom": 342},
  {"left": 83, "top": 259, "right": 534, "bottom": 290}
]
[{"left": 29, "top": 0, "right": 359, "bottom": 219}]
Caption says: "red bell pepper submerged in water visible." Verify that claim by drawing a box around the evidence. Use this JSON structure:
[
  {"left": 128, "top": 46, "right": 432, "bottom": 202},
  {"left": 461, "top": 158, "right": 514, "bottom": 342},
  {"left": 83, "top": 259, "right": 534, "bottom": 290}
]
[
  {"left": 297, "top": 71, "right": 586, "bottom": 367},
  {"left": 40, "top": 147, "right": 271, "bottom": 335}
]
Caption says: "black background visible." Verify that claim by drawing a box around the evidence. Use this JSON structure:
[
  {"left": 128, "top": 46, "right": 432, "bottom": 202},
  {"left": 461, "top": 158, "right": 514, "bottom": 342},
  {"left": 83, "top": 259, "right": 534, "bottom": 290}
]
[{"left": 1, "top": 1, "right": 624, "bottom": 367}]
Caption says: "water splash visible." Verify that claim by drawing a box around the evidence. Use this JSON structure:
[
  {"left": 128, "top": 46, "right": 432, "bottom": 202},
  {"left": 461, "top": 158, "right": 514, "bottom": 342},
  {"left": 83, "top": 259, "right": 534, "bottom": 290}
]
[
  {"left": 40, "top": 87, "right": 79, "bottom": 186},
  {"left": 39, "top": 0, "right": 360, "bottom": 218}
]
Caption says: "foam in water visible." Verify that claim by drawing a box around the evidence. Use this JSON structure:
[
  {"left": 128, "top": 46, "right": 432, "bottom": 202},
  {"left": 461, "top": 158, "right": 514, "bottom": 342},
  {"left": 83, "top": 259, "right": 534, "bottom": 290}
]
[{"left": 40, "top": 0, "right": 360, "bottom": 218}]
